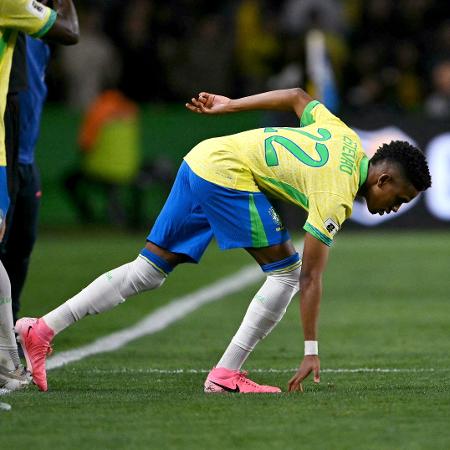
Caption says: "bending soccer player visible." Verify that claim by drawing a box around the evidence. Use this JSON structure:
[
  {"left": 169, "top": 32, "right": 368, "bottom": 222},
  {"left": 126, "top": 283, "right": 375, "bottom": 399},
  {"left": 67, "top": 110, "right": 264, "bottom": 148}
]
[
  {"left": 16, "top": 88, "right": 431, "bottom": 393},
  {"left": 0, "top": 0, "right": 78, "bottom": 391}
]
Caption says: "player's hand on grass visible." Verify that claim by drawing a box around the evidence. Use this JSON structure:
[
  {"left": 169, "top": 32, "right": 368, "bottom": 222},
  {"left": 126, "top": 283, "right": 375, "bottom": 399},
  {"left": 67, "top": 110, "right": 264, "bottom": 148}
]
[
  {"left": 288, "top": 355, "right": 320, "bottom": 392},
  {"left": 186, "top": 92, "right": 231, "bottom": 114}
]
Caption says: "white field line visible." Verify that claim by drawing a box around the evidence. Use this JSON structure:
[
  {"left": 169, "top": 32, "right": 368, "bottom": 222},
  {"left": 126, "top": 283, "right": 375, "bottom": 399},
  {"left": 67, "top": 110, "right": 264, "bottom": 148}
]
[
  {"left": 72, "top": 367, "right": 447, "bottom": 375},
  {"left": 46, "top": 263, "right": 264, "bottom": 371}
]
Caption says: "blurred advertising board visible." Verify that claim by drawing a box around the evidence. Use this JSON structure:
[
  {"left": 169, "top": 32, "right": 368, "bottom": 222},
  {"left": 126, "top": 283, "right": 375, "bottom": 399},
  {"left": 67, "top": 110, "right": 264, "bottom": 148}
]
[
  {"left": 273, "top": 111, "right": 450, "bottom": 230},
  {"left": 347, "top": 112, "right": 450, "bottom": 229}
]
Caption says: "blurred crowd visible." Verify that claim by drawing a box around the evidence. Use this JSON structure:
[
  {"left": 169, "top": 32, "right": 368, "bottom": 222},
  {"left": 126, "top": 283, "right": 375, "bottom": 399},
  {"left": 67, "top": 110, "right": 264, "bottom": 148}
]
[{"left": 46, "top": 0, "right": 450, "bottom": 118}]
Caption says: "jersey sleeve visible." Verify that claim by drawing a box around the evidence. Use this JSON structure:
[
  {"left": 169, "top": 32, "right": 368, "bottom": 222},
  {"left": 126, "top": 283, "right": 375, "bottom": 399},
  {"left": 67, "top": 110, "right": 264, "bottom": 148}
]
[
  {"left": 300, "top": 100, "right": 344, "bottom": 128},
  {"left": 303, "top": 192, "right": 351, "bottom": 246},
  {"left": 0, "top": 0, "right": 57, "bottom": 38}
]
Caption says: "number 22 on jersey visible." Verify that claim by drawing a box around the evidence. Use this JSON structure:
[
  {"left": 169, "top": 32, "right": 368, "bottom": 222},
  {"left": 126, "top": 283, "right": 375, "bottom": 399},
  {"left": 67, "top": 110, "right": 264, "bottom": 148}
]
[{"left": 263, "top": 127, "right": 331, "bottom": 168}]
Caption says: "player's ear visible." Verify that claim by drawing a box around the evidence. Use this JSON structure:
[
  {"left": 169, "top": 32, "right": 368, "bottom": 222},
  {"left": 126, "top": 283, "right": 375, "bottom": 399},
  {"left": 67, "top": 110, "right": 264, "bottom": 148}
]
[{"left": 377, "top": 173, "right": 391, "bottom": 188}]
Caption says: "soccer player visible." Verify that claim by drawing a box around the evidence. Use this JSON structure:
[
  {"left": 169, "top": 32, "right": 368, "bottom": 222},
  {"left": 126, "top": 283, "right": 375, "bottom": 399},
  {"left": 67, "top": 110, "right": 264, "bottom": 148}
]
[
  {"left": 1, "top": 36, "right": 50, "bottom": 326},
  {"left": 0, "top": 0, "right": 79, "bottom": 391},
  {"left": 16, "top": 88, "right": 431, "bottom": 393}
]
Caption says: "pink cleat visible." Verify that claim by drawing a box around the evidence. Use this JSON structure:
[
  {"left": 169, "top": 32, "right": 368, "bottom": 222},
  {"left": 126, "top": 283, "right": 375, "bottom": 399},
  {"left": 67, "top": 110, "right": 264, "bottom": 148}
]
[
  {"left": 204, "top": 367, "right": 281, "bottom": 394},
  {"left": 15, "top": 317, "right": 54, "bottom": 392}
]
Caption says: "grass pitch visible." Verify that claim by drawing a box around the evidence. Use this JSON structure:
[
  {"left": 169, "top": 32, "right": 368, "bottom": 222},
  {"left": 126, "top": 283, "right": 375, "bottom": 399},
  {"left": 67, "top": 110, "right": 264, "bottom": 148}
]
[{"left": 2, "top": 230, "right": 450, "bottom": 450}]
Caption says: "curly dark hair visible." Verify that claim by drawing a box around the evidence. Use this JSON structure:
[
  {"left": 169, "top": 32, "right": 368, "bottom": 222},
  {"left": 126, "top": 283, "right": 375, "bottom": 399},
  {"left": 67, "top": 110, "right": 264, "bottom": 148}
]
[{"left": 370, "top": 141, "right": 431, "bottom": 191}]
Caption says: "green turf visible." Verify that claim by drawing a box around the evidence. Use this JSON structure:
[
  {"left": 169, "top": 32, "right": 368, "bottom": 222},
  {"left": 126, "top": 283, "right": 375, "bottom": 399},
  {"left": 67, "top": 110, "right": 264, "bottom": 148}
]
[{"left": 2, "top": 231, "right": 450, "bottom": 450}]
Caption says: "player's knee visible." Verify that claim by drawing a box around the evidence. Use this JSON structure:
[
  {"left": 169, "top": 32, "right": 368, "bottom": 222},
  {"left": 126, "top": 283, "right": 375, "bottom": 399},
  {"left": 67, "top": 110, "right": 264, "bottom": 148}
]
[
  {"left": 266, "top": 265, "right": 301, "bottom": 293},
  {"left": 125, "top": 255, "right": 167, "bottom": 294},
  {"left": 261, "top": 252, "right": 301, "bottom": 293}
]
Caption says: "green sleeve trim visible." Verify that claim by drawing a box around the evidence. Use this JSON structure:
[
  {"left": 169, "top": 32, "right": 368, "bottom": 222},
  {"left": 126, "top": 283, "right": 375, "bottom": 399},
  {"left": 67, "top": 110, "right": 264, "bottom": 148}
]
[
  {"left": 300, "top": 100, "right": 321, "bottom": 127},
  {"left": 261, "top": 176, "right": 309, "bottom": 210},
  {"left": 249, "top": 194, "right": 269, "bottom": 248},
  {"left": 303, "top": 222, "right": 332, "bottom": 247},
  {"left": 358, "top": 155, "right": 369, "bottom": 187},
  {"left": 32, "top": 10, "right": 57, "bottom": 38}
]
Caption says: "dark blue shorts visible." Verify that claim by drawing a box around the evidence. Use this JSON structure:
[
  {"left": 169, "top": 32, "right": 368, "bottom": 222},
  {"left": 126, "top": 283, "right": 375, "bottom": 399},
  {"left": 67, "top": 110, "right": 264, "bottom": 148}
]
[
  {"left": 147, "top": 161, "right": 291, "bottom": 262},
  {"left": 0, "top": 166, "right": 10, "bottom": 228}
]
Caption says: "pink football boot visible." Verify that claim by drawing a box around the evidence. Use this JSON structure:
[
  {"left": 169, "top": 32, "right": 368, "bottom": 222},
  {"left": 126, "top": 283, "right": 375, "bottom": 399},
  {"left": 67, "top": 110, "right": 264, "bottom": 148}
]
[
  {"left": 204, "top": 367, "right": 281, "bottom": 393},
  {"left": 15, "top": 317, "right": 54, "bottom": 392}
]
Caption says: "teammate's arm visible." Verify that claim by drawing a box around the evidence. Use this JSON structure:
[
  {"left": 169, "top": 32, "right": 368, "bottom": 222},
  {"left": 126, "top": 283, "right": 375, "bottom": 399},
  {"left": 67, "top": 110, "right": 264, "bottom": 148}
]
[
  {"left": 186, "top": 88, "right": 314, "bottom": 119},
  {"left": 288, "top": 232, "right": 329, "bottom": 392},
  {"left": 40, "top": 0, "right": 79, "bottom": 45}
]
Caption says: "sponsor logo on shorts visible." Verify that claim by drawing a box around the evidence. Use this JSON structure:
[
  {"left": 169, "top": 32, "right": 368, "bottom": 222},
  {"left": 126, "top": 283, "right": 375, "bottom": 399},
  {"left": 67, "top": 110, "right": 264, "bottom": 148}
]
[{"left": 324, "top": 218, "right": 339, "bottom": 236}]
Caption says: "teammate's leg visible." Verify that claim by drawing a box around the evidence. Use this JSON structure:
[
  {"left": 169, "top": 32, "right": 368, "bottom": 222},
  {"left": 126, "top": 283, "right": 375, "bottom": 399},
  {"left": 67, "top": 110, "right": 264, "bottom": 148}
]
[
  {"left": 0, "top": 261, "right": 20, "bottom": 371},
  {"left": 0, "top": 260, "right": 31, "bottom": 390},
  {"left": 1, "top": 163, "right": 41, "bottom": 323},
  {"left": 0, "top": 146, "right": 30, "bottom": 389}
]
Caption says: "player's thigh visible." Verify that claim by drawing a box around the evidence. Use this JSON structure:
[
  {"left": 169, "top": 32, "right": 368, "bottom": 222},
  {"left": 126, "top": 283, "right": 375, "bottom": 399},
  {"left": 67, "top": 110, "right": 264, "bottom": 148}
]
[
  {"left": 189, "top": 170, "right": 292, "bottom": 254},
  {"left": 147, "top": 162, "right": 213, "bottom": 264},
  {"left": 8, "top": 164, "right": 41, "bottom": 253},
  {"left": 246, "top": 240, "right": 297, "bottom": 265}
]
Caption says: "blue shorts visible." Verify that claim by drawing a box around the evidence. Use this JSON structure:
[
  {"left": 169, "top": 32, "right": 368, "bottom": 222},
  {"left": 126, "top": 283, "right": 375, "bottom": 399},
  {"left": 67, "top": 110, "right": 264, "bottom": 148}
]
[
  {"left": 0, "top": 166, "right": 10, "bottom": 227},
  {"left": 147, "top": 161, "right": 291, "bottom": 262}
]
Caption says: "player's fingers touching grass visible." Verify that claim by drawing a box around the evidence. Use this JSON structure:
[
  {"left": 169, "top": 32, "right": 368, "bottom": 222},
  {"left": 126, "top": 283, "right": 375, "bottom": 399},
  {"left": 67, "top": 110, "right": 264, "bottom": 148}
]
[
  {"left": 314, "top": 366, "right": 320, "bottom": 384},
  {"left": 287, "top": 376, "right": 304, "bottom": 393},
  {"left": 288, "top": 356, "right": 320, "bottom": 392}
]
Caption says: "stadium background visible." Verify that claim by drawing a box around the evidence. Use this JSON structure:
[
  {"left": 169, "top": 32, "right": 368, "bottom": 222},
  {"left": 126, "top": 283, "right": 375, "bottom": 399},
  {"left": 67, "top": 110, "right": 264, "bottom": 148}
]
[
  {"left": 36, "top": 0, "right": 450, "bottom": 231},
  {"left": 3, "top": 2, "right": 450, "bottom": 448}
]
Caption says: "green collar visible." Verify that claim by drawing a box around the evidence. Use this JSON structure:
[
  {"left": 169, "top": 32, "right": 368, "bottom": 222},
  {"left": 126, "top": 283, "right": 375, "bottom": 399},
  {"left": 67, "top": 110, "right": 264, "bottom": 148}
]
[{"left": 359, "top": 155, "right": 369, "bottom": 188}]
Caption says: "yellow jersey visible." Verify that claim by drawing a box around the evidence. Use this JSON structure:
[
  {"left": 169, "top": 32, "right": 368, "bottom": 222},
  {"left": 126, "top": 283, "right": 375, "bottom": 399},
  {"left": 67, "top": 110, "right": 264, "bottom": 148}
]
[
  {"left": 184, "top": 100, "right": 369, "bottom": 246},
  {"left": 0, "top": 0, "right": 56, "bottom": 166}
]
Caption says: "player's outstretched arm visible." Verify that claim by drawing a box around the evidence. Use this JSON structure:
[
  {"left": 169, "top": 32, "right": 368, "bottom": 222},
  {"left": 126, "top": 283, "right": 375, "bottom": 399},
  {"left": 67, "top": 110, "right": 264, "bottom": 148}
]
[
  {"left": 186, "top": 88, "right": 314, "bottom": 119},
  {"left": 41, "top": 0, "right": 79, "bottom": 45},
  {"left": 288, "top": 232, "right": 329, "bottom": 392}
]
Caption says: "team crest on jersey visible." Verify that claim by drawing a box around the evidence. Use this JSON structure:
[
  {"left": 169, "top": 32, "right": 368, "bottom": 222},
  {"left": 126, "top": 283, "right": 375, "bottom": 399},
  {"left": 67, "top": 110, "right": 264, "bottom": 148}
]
[
  {"left": 324, "top": 218, "right": 339, "bottom": 236},
  {"left": 27, "top": 0, "right": 46, "bottom": 19},
  {"left": 268, "top": 207, "right": 284, "bottom": 231}
]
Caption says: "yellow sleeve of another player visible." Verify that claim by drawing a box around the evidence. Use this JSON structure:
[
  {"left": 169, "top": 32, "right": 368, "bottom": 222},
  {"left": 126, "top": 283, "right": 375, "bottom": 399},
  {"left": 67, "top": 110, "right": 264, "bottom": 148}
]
[
  {"left": 300, "top": 100, "right": 345, "bottom": 128},
  {"left": 303, "top": 192, "right": 351, "bottom": 246},
  {"left": 0, "top": 0, "right": 57, "bottom": 38}
]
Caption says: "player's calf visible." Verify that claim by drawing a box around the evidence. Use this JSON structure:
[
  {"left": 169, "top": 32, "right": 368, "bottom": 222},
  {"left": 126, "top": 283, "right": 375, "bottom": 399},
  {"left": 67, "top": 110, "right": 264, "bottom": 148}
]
[
  {"left": 15, "top": 249, "right": 173, "bottom": 391},
  {"left": 217, "top": 254, "right": 301, "bottom": 371},
  {"left": 43, "top": 249, "right": 172, "bottom": 336}
]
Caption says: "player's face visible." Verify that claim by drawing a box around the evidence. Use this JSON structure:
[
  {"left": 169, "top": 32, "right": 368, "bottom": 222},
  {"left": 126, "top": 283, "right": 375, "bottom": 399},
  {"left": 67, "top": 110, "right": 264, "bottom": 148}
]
[{"left": 365, "top": 174, "right": 419, "bottom": 216}]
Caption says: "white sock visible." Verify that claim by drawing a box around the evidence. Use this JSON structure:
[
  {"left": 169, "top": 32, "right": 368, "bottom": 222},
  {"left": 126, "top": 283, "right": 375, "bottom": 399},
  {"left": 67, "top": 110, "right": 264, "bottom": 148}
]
[
  {"left": 217, "top": 264, "right": 301, "bottom": 371},
  {"left": 0, "top": 261, "right": 20, "bottom": 370},
  {"left": 44, "top": 255, "right": 167, "bottom": 335}
]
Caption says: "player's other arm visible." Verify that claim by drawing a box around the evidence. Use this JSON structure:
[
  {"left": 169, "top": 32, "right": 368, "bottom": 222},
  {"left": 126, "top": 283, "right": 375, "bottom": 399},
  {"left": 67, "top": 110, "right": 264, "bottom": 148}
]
[
  {"left": 40, "top": 0, "right": 79, "bottom": 45},
  {"left": 288, "top": 232, "right": 329, "bottom": 392},
  {"left": 186, "top": 88, "right": 314, "bottom": 120}
]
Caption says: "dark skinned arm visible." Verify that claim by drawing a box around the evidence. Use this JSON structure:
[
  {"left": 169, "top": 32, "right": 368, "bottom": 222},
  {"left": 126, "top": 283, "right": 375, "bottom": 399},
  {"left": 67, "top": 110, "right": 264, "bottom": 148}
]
[
  {"left": 186, "top": 88, "right": 314, "bottom": 120},
  {"left": 288, "top": 232, "right": 330, "bottom": 392},
  {"left": 40, "top": 0, "right": 79, "bottom": 45}
]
